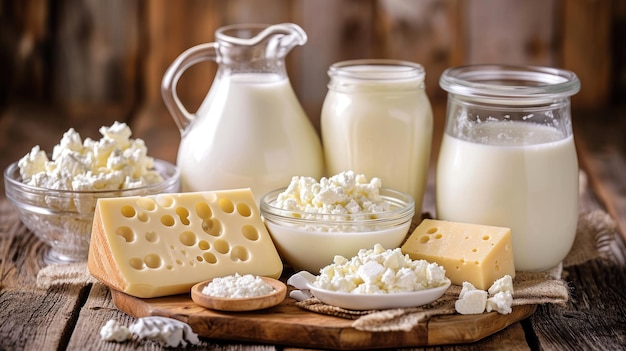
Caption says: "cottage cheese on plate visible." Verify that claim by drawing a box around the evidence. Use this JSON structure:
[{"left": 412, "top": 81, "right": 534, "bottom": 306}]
[{"left": 314, "top": 244, "right": 447, "bottom": 294}]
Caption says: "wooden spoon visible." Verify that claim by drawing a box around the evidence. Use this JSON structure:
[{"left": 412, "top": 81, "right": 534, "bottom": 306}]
[{"left": 191, "top": 277, "right": 286, "bottom": 311}]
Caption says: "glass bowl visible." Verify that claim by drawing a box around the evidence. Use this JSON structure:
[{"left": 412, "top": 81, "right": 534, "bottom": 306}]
[
  {"left": 260, "top": 187, "right": 415, "bottom": 273},
  {"left": 4, "top": 159, "right": 180, "bottom": 264}
]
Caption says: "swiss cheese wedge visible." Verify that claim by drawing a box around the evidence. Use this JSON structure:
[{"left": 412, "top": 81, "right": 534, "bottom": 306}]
[
  {"left": 402, "top": 219, "right": 515, "bottom": 290},
  {"left": 88, "top": 188, "right": 283, "bottom": 298}
]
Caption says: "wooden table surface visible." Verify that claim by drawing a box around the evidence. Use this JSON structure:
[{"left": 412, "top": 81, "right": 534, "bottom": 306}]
[{"left": 0, "top": 102, "right": 625, "bottom": 350}]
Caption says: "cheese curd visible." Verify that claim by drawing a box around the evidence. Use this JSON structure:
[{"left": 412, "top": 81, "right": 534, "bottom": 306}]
[
  {"left": 486, "top": 274, "right": 514, "bottom": 314},
  {"left": 314, "top": 244, "right": 447, "bottom": 294},
  {"left": 18, "top": 121, "right": 163, "bottom": 194},
  {"left": 455, "top": 282, "right": 488, "bottom": 315},
  {"left": 275, "top": 171, "right": 390, "bottom": 217},
  {"left": 455, "top": 275, "right": 514, "bottom": 315}
]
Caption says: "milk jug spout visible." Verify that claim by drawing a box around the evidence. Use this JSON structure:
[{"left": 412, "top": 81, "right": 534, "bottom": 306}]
[
  {"left": 161, "top": 23, "right": 323, "bottom": 201},
  {"left": 161, "top": 23, "right": 308, "bottom": 133}
]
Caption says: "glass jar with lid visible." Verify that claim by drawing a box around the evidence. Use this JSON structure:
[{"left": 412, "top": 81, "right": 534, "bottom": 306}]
[
  {"left": 436, "top": 64, "right": 581, "bottom": 272},
  {"left": 321, "top": 59, "right": 433, "bottom": 218}
]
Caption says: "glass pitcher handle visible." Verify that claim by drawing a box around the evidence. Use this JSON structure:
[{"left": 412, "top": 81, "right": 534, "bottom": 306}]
[{"left": 161, "top": 43, "right": 217, "bottom": 133}]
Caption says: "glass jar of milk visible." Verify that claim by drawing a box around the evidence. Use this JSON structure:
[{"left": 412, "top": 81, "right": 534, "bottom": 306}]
[
  {"left": 436, "top": 64, "right": 581, "bottom": 272},
  {"left": 321, "top": 59, "right": 433, "bottom": 217}
]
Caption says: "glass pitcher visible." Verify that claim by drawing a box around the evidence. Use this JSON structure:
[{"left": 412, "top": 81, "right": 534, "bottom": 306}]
[
  {"left": 161, "top": 23, "right": 323, "bottom": 201},
  {"left": 436, "top": 64, "right": 581, "bottom": 272}
]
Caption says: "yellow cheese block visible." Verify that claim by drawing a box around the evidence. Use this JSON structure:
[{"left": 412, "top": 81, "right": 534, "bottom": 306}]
[
  {"left": 88, "top": 188, "right": 283, "bottom": 298},
  {"left": 401, "top": 219, "right": 515, "bottom": 290}
]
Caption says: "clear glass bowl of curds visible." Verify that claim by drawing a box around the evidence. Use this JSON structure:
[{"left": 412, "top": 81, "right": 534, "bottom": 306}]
[
  {"left": 4, "top": 159, "right": 180, "bottom": 264},
  {"left": 260, "top": 187, "right": 415, "bottom": 273}
]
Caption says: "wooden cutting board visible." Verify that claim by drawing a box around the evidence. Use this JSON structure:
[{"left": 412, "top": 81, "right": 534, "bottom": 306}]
[{"left": 112, "top": 287, "right": 536, "bottom": 350}]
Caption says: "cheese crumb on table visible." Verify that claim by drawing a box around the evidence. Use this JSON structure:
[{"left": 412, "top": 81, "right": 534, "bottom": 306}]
[
  {"left": 128, "top": 316, "right": 199, "bottom": 347},
  {"left": 100, "top": 319, "right": 131, "bottom": 342},
  {"left": 202, "top": 274, "right": 275, "bottom": 298},
  {"left": 314, "top": 244, "right": 448, "bottom": 294},
  {"left": 100, "top": 317, "right": 199, "bottom": 347}
]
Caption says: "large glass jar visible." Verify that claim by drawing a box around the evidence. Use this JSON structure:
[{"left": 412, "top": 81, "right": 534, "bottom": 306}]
[
  {"left": 436, "top": 64, "right": 581, "bottom": 272},
  {"left": 321, "top": 59, "right": 433, "bottom": 217}
]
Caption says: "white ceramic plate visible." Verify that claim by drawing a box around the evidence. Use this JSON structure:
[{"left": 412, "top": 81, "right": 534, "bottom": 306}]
[{"left": 287, "top": 271, "right": 451, "bottom": 310}]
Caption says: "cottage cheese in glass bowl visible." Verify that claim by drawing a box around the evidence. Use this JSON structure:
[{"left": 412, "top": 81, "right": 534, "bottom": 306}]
[
  {"left": 3, "top": 122, "right": 180, "bottom": 263},
  {"left": 260, "top": 171, "right": 415, "bottom": 273}
]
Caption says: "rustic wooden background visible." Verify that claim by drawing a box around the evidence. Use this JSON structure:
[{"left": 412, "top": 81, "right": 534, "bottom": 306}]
[{"left": 0, "top": 0, "right": 624, "bottom": 169}]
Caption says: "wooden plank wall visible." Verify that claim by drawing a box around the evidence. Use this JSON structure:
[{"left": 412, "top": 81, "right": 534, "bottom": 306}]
[{"left": 0, "top": 0, "right": 622, "bottom": 143}]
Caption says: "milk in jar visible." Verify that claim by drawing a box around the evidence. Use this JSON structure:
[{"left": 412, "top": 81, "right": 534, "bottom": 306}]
[
  {"left": 321, "top": 60, "right": 433, "bottom": 217},
  {"left": 436, "top": 122, "right": 579, "bottom": 271},
  {"left": 436, "top": 64, "right": 581, "bottom": 272}
]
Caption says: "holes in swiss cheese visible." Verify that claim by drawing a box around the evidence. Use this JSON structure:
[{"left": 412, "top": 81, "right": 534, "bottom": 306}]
[
  {"left": 160, "top": 214, "right": 175, "bottom": 226},
  {"left": 116, "top": 226, "right": 135, "bottom": 242},
  {"left": 137, "top": 212, "right": 148, "bottom": 222},
  {"left": 195, "top": 202, "right": 212, "bottom": 219},
  {"left": 203, "top": 252, "right": 217, "bottom": 264},
  {"left": 122, "top": 197, "right": 261, "bottom": 271},
  {"left": 219, "top": 198, "right": 234, "bottom": 213},
  {"left": 241, "top": 225, "right": 259, "bottom": 241},
  {"left": 202, "top": 218, "right": 222, "bottom": 236},
  {"left": 137, "top": 197, "right": 156, "bottom": 211},
  {"left": 198, "top": 240, "right": 210, "bottom": 250},
  {"left": 145, "top": 231, "right": 158, "bottom": 243},
  {"left": 128, "top": 254, "right": 162, "bottom": 270},
  {"left": 155, "top": 194, "right": 174, "bottom": 208},
  {"left": 179, "top": 231, "right": 197, "bottom": 246},
  {"left": 176, "top": 207, "right": 190, "bottom": 225},
  {"left": 144, "top": 254, "right": 162, "bottom": 269},
  {"left": 213, "top": 239, "right": 229, "bottom": 254},
  {"left": 120, "top": 205, "right": 136, "bottom": 218},
  {"left": 129, "top": 257, "right": 143, "bottom": 270},
  {"left": 236, "top": 203, "right": 252, "bottom": 217},
  {"left": 419, "top": 227, "right": 443, "bottom": 243},
  {"left": 231, "top": 245, "right": 249, "bottom": 262}
]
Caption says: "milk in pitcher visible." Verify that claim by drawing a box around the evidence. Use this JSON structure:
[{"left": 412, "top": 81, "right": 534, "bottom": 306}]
[
  {"left": 162, "top": 23, "right": 324, "bottom": 202},
  {"left": 178, "top": 73, "right": 323, "bottom": 201}
]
